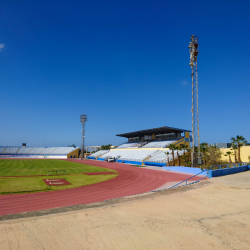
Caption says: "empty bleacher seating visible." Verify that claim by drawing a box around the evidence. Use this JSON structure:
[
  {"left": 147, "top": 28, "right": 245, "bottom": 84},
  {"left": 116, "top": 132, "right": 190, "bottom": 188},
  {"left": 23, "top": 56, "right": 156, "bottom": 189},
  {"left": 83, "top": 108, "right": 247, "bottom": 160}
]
[
  {"left": 17, "top": 147, "right": 33, "bottom": 154},
  {"left": 0, "top": 147, "right": 5, "bottom": 154},
  {"left": 116, "top": 142, "right": 139, "bottom": 148},
  {"left": 4, "top": 147, "right": 20, "bottom": 154},
  {"left": 146, "top": 149, "right": 184, "bottom": 163},
  {"left": 29, "top": 148, "right": 46, "bottom": 154},
  {"left": 41, "top": 147, "right": 58, "bottom": 154},
  {"left": 142, "top": 140, "right": 178, "bottom": 148},
  {"left": 88, "top": 150, "right": 110, "bottom": 158},
  {"left": 119, "top": 150, "right": 159, "bottom": 161},
  {"left": 0, "top": 147, "right": 78, "bottom": 156},
  {"left": 60, "top": 147, "right": 76, "bottom": 154},
  {"left": 100, "top": 149, "right": 159, "bottom": 162}
]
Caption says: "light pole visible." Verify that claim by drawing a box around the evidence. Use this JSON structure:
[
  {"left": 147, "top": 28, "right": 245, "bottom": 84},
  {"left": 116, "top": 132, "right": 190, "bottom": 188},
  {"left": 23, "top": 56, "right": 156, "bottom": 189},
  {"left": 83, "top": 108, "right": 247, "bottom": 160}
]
[
  {"left": 80, "top": 114, "right": 87, "bottom": 158},
  {"left": 189, "top": 35, "right": 201, "bottom": 167}
]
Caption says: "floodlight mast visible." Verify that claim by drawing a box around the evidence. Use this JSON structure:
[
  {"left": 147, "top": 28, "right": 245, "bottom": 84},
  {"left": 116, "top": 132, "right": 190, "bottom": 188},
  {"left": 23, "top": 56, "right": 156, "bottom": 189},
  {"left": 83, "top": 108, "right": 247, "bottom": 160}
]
[
  {"left": 80, "top": 114, "right": 87, "bottom": 158},
  {"left": 189, "top": 35, "right": 201, "bottom": 167}
]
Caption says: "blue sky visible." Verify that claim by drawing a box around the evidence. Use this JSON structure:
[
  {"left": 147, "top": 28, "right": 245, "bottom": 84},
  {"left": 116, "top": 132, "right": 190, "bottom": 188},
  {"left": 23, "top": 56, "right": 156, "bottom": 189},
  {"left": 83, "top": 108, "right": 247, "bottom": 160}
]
[{"left": 0, "top": 0, "right": 249, "bottom": 147}]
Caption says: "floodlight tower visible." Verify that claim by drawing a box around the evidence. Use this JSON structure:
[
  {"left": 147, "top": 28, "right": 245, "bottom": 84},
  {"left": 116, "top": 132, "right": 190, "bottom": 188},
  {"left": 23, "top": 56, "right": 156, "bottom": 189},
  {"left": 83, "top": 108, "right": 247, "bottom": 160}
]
[
  {"left": 189, "top": 35, "right": 201, "bottom": 167},
  {"left": 80, "top": 114, "right": 87, "bottom": 158}
]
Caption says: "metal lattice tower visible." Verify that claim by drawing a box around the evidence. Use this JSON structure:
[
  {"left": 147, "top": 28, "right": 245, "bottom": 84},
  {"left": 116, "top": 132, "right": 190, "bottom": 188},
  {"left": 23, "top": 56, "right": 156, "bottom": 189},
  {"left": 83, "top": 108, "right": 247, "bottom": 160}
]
[
  {"left": 189, "top": 35, "right": 200, "bottom": 166},
  {"left": 80, "top": 114, "right": 87, "bottom": 158}
]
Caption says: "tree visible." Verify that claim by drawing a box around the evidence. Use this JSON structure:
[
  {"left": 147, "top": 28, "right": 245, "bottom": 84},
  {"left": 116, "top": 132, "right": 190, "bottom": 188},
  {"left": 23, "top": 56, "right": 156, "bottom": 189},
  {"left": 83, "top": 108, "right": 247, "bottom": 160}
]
[
  {"left": 168, "top": 144, "right": 176, "bottom": 166},
  {"left": 164, "top": 151, "right": 170, "bottom": 166},
  {"left": 225, "top": 151, "right": 233, "bottom": 163},
  {"left": 180, "top": 144, "right": 191, "bottom": 166},
  {"left": 200, "top": 142, "right": 209, "bottom": 165},
  {"left": 200, "top": 143, "right": 209, "bottom": 153},
  {"left": 231, "top": 135, "right": 247, "bottom": 162},
  {"left": 175, "top": 145, "right": 181, "bottom": 166},
  {"left": 68, "top": 144, "right": 76, "bottom": 148},
  {"left": 202, "top": 146, "right": 222, "bottom": 166},
  {"left": 101, "top": 144, "right": 112, "bottom": 150},
  {"left": 230, "top": 143, "right": 238, "bottom": 163}
]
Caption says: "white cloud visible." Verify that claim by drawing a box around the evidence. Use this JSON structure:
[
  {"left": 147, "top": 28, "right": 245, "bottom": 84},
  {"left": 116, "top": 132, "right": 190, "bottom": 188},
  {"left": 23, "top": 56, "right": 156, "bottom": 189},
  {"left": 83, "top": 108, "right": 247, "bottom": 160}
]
[
  {"left": 181, "top": 80, "right": 188, "bottom": 85},
  {"left": 0, "top": 44, "right": 5, "bottom": 51}
]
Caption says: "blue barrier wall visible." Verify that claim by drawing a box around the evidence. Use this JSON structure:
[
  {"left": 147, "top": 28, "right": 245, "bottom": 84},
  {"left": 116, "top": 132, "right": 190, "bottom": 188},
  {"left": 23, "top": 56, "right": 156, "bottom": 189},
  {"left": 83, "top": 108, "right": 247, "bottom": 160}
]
[
  {"left": 97, "top": 158, "right": 105, "bottom": 161},
  {"left": 144, "top": 162, "right": 166, "bottom": 167},
  {"left": 163, "top": 166, "right": 207, "bottom": 175},
  {"left": 207, "top": 165, "right": 250, "bottom": 178},
  {"left": 117, "top": 160, "right": 142, "bottom": 165},
  {"left": 86, "top": 156, "right": 95, "bottom": 159}
]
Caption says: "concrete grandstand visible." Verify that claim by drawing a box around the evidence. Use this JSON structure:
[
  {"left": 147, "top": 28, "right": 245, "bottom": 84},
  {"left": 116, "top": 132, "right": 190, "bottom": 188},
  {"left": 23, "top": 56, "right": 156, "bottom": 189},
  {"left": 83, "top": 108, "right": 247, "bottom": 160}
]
[
  {"left": 87, "top": 126, "right": 190, "bottom": 166},
  {"left": 0, "top": 146, "right": 79, "bottom": 159}
]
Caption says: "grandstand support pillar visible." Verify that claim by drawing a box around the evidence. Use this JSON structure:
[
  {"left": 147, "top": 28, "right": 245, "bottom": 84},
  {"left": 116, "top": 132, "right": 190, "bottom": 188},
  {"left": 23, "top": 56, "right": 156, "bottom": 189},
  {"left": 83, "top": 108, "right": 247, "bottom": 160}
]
[{"left": 80, "top": 114, "right": 87, "bottom": 158}]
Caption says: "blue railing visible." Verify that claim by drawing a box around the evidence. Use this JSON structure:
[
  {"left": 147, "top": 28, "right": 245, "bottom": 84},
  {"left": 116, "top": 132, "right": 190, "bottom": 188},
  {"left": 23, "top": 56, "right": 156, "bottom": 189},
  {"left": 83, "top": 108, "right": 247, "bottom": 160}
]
[
  {"left": 210, "top": 162, "right": 250, "bottom": 170},
  {"left": 169, "top": 171, "right": 208, "bottom": 189}
]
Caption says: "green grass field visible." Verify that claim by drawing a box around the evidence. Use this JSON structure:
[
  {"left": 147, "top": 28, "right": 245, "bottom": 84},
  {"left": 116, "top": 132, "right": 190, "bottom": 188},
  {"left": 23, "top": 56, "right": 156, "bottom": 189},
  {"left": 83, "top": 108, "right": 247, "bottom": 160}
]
[
  {"left": 0, "top": 159, "right": 115, "bottom": 176},
  {"left": 0, "top": 159, "right": 118, "bottom": 195}
]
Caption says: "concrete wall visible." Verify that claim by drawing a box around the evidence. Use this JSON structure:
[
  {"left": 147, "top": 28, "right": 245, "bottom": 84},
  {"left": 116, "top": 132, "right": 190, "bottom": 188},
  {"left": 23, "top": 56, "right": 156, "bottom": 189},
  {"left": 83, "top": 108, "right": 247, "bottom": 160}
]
[
  {"left": 67, "top": 148, "right": 79, "bottom": 158},
  {"left": 117, "top": 160, "right": 142, "bottom": 165},
  {"left": 45, "top": 155, "right": 67, "bottom": 159},
  {"left": 208, "top": 165, "right": 250, "bottom": 178},
  {"left": 144, "top": 162, "right": 165, "bottom": 167},
  {"left": 220, "top": 146, "right": 250, "bottom": 162}
]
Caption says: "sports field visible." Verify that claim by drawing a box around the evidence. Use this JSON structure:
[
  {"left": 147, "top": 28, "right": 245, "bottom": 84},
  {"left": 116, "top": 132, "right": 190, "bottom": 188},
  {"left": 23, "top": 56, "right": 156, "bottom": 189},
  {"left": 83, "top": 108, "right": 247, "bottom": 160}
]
[{"left": 0, "top": 159, "right": 117, "bottom": 194}]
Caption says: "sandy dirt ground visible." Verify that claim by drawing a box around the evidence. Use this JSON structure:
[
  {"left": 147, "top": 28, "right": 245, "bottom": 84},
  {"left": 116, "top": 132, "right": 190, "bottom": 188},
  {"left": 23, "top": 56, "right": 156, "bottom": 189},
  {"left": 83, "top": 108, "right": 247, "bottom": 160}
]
[{"left": 0, "top": 171, "right": 250, "bottom": 250}]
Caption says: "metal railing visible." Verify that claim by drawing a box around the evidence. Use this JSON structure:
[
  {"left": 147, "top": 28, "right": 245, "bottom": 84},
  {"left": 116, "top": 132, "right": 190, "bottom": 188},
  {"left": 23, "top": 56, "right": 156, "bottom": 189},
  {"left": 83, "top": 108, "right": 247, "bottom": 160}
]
[
  {"left": 169, "top": 171, "right": 208, "bottom": 189},
  {"left": 210, "top": 162, "right": 250, "bottom": 170}
]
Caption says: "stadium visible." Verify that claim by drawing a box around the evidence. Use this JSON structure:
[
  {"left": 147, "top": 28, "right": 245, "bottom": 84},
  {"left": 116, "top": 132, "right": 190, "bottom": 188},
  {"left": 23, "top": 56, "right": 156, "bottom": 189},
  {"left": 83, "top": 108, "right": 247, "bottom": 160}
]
[
  {"left": 1, "top": 1, "right": 250, "bottom": 249},
  {"left": 1, "top": 53, "right": 250, "bottom": 250},
  {"left": 87, "top": 126, "right": 190, "bottom": 166}
]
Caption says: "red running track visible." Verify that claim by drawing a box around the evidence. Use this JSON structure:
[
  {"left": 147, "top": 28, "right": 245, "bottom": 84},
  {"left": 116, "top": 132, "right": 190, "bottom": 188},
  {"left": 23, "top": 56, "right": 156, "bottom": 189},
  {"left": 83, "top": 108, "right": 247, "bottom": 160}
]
[{"left": 0, "top": 159, "right": 202, "bottom": 215}]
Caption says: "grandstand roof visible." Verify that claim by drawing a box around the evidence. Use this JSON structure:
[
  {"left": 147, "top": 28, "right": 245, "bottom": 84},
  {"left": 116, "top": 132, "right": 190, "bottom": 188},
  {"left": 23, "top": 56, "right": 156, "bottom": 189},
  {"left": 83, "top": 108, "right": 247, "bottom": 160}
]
[{"left": 116, "top": 126, "right": 191, "bottom": 138}]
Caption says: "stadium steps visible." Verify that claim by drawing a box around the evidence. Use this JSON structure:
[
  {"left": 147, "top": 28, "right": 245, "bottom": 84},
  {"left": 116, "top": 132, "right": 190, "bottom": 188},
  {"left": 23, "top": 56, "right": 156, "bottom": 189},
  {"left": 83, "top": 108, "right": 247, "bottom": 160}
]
[
  {"left": 50, "top": 148, "right": 58, "bottom": 154},
  {"left": 173, "top": 138, "right": 185, "bottom": 146},
  {"left": 61, "top": 148, "right": 71, "bottom": 154},
  {"left": 143, "top": 150, "right": 161, "bottom": 161},
  {"left": 39, "top": 148, "right": 46, "bottom": 154},
  {"left": 95, "top": 153, "right": 106, "bottom": 159},
  {"left": 145, "top": 150, "right": 165, "bottom": 161}
]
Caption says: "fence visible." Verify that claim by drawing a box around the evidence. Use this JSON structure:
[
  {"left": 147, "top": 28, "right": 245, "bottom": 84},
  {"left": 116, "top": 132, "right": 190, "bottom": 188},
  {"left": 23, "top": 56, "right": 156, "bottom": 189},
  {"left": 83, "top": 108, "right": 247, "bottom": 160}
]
[
  {"left": 208, "top": 163, "right": 250, "bottom": 178},
  {"left": 167, "top": 171, "right": 208, "bottom": 189},
  {"left": 210, "top": 162, "right": 250, "bottom": 170}
]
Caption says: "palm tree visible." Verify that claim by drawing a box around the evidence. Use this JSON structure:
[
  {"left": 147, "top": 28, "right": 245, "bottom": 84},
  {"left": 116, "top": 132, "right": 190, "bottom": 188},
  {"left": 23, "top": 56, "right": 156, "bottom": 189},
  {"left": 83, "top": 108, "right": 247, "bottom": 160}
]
[
  {"left": 180, "top": 144, "right": 189, "bottom": 155},
  {"left": 175, "top": 145, "right": 181, "bottom": 166},
  {"left": 200, "top": 143, "right": 209, "bottom": 153},
  {"left": 186, "top": 147, "right": 192, "bottom": 161},
  {"left": 225, "top": 151, "right": 233, "bottom": 163},
  {"left": 164, "top": 151, "right": 170, "bottom": 166},
  {"left": 168, "top": 144, "right": 176, "bottom": 166},
  {"left": 200, "top": 142, "right": 209, "bottom": 165},
  {"left": 180, "top": 144, "right": 187, "bottom": 166},
  {"left": 231, "top": 136, "right": 247, "bottom": 162},
  {"left": 230, "top": 143, "right": 238, "bottom": 163}
]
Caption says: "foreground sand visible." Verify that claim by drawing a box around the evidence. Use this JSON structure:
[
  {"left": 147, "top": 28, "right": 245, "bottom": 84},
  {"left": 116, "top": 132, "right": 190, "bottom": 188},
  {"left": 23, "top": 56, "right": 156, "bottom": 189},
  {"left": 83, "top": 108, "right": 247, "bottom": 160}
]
[{"left": 0, "top": 171, "right": 250, "bottom": 250}]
